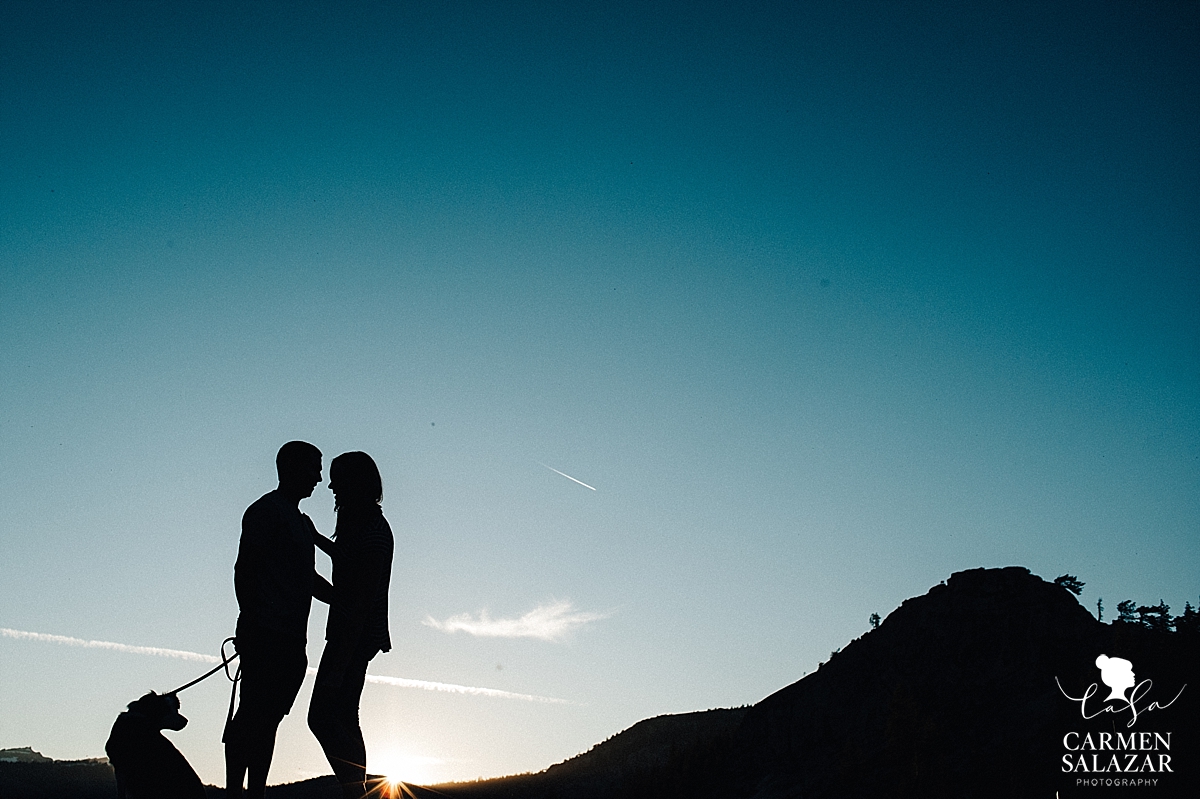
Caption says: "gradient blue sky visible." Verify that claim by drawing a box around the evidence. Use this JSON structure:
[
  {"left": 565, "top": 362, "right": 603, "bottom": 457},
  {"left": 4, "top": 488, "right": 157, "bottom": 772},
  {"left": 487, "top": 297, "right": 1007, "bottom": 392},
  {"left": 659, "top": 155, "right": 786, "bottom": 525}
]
[{"left": 2, "top": 0, "right": 1197, "bottom": 786}]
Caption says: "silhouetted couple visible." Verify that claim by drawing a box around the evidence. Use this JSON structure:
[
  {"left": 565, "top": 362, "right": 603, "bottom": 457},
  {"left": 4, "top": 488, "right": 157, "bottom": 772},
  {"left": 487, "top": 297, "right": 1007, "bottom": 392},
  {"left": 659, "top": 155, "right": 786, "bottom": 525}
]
[{"left": 224, "top": 442, "right": 394, "bottom": 799}]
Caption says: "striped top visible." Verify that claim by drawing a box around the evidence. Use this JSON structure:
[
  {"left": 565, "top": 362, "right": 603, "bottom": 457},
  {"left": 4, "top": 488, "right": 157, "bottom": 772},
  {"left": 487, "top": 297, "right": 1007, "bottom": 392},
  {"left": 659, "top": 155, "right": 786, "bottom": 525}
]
[{"left": 326, "top": 506, "right": 393, "bottom": 654}]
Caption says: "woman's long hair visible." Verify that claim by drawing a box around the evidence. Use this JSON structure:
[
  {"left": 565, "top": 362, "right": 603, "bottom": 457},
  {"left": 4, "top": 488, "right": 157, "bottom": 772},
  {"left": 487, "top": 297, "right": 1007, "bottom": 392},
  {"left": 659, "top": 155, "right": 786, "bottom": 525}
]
[{"left": 330, "top": 451, "right": 383, "bottom": 516}]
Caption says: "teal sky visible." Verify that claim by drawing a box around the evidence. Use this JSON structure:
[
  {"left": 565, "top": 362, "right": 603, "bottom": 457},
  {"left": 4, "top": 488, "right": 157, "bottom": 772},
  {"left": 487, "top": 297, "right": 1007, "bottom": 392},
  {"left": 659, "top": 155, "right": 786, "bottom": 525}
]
[{"left": 2, "top": 0, "right": 1197, "bottom": 786}]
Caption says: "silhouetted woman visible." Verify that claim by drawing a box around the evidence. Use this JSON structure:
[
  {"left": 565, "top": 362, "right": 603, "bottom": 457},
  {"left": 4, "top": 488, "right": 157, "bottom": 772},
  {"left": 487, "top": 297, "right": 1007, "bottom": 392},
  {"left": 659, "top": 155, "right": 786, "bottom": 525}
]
[{"left": 308, "top": 451, "right": 394, "bottom": 799}]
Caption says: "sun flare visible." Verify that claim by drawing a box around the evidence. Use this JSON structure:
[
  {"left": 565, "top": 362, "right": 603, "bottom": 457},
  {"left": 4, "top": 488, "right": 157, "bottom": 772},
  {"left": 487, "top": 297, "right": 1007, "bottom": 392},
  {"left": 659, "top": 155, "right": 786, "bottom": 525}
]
[
  {"left": 367, "top": 775, "right": 413, "bottom": 799},
  {"left": 369, "top": 748, "right": 441, "bottom": 790}
]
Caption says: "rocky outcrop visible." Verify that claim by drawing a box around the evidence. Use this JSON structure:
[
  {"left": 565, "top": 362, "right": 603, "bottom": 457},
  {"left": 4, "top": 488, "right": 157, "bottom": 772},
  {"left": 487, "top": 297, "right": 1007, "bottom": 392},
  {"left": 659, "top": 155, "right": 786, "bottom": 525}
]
[
  {"left": 0, "top": 748, "right": 53, "bottom": 764},
  {"left": 727, "top": 567, "right": 1119, "bottom": 797}
]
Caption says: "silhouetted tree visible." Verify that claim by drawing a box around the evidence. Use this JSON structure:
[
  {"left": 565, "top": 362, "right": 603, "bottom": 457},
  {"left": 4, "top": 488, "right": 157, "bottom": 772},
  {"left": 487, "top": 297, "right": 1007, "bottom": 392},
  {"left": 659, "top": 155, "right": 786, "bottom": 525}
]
[
  {"left": 869, "top": 613, "right": 881, "bottom": 630},
  {"left": 1116, "top": 600, "right": 1138, "bottom": 623},
  {"left": 1174, "top": 601, "right": 1200, "bottom": 635},
  {"left": 1053, "top": 574, "right": 1085, "bottom": 595},
  {"left": 1137, "top": 600, "right": 1172, "bottom": 633},
  {"left": 1095, "top": 597, "right": 1103, "bottom": 622}
]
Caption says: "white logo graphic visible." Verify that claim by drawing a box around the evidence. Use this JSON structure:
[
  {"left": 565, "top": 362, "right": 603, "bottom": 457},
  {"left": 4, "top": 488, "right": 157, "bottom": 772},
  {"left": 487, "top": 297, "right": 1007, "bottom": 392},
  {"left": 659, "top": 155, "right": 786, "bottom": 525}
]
[
  {"left": 1095, "top": 654, "right": 1136, "bottom": 703},
  {"left": 1057, "top": 654, "right": 1185, "bottom": 728}
]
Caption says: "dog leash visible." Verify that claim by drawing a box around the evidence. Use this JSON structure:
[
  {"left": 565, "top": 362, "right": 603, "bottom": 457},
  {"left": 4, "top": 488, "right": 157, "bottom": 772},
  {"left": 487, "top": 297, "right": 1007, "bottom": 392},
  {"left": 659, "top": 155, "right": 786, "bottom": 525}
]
[
  {"left": 167, "top": 636, "right": 241, "bottom": 694},
  {"left": 165, "top": 637, "right": 242, "bottom": 734}
]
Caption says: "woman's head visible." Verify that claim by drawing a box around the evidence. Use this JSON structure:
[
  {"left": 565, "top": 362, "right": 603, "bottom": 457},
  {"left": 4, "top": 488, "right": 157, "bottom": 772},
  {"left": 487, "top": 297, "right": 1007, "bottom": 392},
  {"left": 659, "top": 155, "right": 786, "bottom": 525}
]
[{"left": 329, "top": 451, "right": 383, "bottom": 511}]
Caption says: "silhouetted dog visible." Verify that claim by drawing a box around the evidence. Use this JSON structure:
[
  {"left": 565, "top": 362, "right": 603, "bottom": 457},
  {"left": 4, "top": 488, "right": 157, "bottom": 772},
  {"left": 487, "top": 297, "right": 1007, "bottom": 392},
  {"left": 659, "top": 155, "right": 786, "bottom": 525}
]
[{"left": 105, "top": 691, "right": 206, "bottom": 799}]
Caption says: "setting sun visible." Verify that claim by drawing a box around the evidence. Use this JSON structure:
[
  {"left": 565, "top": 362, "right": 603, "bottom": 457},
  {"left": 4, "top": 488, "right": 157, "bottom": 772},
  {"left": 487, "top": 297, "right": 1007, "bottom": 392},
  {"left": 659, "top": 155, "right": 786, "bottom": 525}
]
[{"left": 370, "top": 748, "right": 441, "bottom": 790}]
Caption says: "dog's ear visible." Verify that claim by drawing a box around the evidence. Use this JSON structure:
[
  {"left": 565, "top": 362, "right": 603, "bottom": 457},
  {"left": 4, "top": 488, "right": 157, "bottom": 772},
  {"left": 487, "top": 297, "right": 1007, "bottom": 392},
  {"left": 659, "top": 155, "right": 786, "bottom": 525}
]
[{"left": 127, "top": 691, "right": 161, "bottom": 713}]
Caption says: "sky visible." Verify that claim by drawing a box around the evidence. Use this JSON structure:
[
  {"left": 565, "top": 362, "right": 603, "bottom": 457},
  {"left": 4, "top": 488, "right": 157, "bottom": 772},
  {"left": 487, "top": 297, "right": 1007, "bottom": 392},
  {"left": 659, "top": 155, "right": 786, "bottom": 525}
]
[{"left": 1, "top": 0, "right": 1198, "bottom": 787}]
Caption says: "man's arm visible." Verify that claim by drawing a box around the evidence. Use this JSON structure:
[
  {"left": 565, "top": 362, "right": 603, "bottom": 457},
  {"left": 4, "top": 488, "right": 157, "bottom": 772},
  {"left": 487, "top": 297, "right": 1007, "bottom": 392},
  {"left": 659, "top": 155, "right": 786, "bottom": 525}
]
[
  {"left": 313, "top": 572, "right": 334, "bottom": 604},
  {"left": 234, "top": 500, "right": 273, "bottom": 612},
  {"left": 311, "top": 524, "right": 336, "bottom": 557},
  {"left": 306, "top": 517, "right": 336, "bottom": 603}
]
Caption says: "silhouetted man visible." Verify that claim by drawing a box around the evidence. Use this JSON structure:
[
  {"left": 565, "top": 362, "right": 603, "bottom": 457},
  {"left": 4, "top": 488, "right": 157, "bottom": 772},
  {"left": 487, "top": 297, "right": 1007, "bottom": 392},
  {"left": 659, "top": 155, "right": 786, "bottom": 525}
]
[{"left": 225, "top": 441, "right": 333, "bottom": 799}]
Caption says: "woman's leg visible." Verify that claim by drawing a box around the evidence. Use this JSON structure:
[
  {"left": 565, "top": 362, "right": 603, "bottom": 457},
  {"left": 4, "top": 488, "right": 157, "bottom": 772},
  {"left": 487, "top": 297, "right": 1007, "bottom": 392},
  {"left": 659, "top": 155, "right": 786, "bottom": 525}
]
[
  {"left": 337, "top": 657, "right": 369, "bottom": 799},
  {"left": 308, "top": 641, "right": 374, "bottom": 797}
]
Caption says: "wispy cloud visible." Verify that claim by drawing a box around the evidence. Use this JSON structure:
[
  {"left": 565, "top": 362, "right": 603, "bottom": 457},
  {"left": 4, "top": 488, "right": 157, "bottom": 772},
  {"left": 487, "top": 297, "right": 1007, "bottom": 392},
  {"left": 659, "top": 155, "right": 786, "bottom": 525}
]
[
  {"left": 1, "top": 626, "right": 566, "bottom": 704},
  {"left": 423, "top": 600, "right": 609, "bottom": 641}
]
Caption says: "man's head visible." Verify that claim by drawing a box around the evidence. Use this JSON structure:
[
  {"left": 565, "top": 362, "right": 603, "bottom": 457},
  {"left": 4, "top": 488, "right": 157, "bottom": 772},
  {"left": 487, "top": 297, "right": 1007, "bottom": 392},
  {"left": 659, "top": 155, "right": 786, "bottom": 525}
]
[{"left": 276, "top": 440, "right": 323, "bottom": 501}]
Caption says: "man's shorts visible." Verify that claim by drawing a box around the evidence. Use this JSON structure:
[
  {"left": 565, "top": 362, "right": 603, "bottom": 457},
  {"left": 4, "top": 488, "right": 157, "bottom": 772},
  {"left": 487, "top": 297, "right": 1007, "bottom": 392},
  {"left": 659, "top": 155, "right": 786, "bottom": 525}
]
[{"left": 234, "top": 618, "right": 308, "bottom": 720}]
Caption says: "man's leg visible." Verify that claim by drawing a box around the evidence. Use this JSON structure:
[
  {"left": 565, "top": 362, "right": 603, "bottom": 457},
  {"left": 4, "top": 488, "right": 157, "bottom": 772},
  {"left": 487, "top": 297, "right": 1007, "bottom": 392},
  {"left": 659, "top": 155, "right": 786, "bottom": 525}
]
[
  {"left": 226, "top": 629, "right": 307, "bottom": 799},
  {"left": 225, "top": 704, "right": 285, "bottom": 799},
  {"left": 224, "top": 704, "right": 249, "bottom": 799},
  {"left": 245, "top": 722, "right": 280, "bottom": 799},
  {"left": 225, "top": 750, "right": 246, "bottom": 798}
]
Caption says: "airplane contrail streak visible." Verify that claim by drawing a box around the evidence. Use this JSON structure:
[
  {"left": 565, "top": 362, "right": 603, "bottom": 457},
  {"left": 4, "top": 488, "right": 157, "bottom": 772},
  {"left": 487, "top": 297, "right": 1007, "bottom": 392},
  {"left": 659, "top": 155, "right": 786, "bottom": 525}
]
[
  {"left": 1, "top": 627, "right": 568, "bottom": 704},
  {"left": 1, "top": 627, "right": 222, "bottom": 663},
  {"left": 538, "top": 462, "right": 597, "bottom": 491},
  {"left": 359, "top": 673, "right": 571, "bottom": 704}
]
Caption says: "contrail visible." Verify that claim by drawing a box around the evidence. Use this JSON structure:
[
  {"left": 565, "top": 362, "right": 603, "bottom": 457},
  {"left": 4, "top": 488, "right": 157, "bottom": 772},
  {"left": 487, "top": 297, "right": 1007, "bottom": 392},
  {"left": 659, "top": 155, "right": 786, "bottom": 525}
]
[
  {"left": 1, "top": 627, "right": 221, "bottom": 663},
  {"left": 538, "top": 462, "right": 597, "bottom": 491},
  {"left": 1, "top": 627, "right": 568, "bottom": 704},
  {"left": 359, "top": 673, "right": 570, "bottom": 704}
]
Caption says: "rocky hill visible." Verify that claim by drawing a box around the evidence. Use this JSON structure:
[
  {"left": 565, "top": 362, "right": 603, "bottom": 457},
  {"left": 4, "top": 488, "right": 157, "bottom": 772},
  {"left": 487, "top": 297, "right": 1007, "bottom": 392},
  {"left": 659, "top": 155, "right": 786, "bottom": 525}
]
[{"left": 722, "top": 565, "right": 1195, "bottom": 798}]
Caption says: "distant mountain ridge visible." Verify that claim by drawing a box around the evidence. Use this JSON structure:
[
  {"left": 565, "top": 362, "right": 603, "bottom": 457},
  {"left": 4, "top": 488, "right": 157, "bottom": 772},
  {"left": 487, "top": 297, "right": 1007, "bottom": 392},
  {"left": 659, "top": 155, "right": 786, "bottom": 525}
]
[
  {"left": 0, "top": 748, "right": 54, "bottom": 763},
  {"left": 0, "top": 751, "right": 119, "bottom": 799},
  {"left": 6, "top": 568, "right": 1196, "bottom": 798}
]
